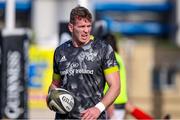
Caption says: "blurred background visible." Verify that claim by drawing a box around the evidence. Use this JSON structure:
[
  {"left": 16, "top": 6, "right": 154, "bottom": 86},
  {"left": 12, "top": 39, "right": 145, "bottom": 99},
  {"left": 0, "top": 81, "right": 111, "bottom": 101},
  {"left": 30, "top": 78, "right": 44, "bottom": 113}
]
[{"left": 0, "top": 0, "right": 180, "bottom": 119}]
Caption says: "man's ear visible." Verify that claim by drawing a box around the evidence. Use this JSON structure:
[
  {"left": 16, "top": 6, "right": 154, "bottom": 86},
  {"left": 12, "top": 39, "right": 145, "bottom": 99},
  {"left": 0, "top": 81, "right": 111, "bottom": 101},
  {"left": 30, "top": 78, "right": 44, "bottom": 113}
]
[{"left": 68, "top": 23, "right": 73, "bottom": 32}]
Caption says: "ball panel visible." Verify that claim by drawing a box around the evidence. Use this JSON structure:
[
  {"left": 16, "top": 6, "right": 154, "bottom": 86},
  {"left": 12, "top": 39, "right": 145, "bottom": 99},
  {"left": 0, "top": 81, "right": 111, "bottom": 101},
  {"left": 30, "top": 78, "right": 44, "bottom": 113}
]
[
  {"left": 51, "top": 90, "right": 67, "bottom": 112},
  {"left": 48, "top": 99, "right": 66, "bottom": 114},
  {"left": 59, "top": 94, "right": 74, "bottom": 112},
  {"left": 55, "top": 88, "right": 71, "bottom": 94},
  {"left": 47, "top": 88, "right": 75, "bottom": 114}
]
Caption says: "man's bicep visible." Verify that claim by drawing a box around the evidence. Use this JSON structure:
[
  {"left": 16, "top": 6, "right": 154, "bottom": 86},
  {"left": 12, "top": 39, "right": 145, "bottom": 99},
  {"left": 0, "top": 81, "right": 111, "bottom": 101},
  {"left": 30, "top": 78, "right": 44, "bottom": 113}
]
[
  {"left": 104, "top": 66, "right": 119, "bottom": 86},
  {"left": 105, "top": 71, "right": 120, "bottom": 87},
  {"left": 101, "top": 70, "right": 120, "bottom": 108}
]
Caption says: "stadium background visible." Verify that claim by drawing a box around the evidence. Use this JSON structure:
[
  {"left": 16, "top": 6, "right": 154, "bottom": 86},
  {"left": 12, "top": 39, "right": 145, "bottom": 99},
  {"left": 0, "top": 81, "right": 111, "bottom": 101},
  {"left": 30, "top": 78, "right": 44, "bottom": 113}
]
[{"left": 0, "top": 0, "right": 180, "bottom": 119}]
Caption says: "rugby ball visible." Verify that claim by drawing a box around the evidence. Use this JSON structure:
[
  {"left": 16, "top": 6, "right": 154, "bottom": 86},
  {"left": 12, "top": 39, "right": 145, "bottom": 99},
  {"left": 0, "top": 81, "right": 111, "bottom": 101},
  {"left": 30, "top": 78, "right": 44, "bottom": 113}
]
[{"left": 47, "top": 88, "right": 74, "bottom": 114}]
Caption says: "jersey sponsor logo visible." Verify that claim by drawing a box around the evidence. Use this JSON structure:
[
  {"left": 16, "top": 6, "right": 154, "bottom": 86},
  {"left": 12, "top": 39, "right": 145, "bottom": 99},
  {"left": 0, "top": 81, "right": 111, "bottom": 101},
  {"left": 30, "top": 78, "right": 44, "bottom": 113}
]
[
  {"left": 60, "top": 69, "right": 94, "bottom": 76},
  {"left": 70, "top": 63, "right": 79, "bottom": 68},
  {"left": 60, "top": 56, "right": 67, "bottom": 62},
  {"left": 75, "top": 69, "right": 94, "bottom": 74},
  {"left": 60, "top": 62, "right": 94, "bottom": 76}
]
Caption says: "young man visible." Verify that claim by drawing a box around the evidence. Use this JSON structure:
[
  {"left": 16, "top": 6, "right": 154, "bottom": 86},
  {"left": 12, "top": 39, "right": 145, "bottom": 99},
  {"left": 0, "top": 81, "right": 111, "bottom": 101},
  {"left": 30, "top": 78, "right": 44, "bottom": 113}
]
[{"left": 47, "top": 6, "right": 120, "bottom": 119}]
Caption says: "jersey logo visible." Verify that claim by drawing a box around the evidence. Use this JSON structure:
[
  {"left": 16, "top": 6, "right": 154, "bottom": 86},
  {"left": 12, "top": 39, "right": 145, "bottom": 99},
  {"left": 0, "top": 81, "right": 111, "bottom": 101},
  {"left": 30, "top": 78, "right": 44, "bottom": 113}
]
[{"left": 60, "top": 56, "right": 67, "bottom": 62}]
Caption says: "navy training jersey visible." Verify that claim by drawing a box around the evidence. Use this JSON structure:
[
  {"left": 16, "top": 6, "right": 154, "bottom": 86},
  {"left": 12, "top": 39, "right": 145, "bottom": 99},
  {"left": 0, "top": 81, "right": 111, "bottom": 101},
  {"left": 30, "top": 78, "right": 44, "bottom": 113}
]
[{"left": 53, "top": 39, "right": 118, "bottom": 119}]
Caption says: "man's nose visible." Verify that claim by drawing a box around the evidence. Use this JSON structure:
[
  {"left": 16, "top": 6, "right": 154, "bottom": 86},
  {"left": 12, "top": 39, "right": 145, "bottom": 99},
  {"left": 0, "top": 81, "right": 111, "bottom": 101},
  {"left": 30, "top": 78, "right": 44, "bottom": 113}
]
[{"left": 84, "top": 27, "right": 89, "bottom": 33}]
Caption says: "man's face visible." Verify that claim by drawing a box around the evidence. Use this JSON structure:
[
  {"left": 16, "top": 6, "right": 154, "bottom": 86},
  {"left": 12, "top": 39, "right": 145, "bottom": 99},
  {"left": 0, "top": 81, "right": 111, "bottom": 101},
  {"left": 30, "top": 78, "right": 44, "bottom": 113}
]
[{"left": 69, "top": 17, "right": 92, "bottom": 45}]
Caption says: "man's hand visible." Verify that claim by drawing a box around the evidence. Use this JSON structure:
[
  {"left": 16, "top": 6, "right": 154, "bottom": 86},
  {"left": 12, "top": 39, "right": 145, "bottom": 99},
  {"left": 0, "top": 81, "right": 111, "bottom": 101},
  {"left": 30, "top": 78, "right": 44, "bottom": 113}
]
[{"left": 81, "top": 106, "right": 101, "bottom": 120}]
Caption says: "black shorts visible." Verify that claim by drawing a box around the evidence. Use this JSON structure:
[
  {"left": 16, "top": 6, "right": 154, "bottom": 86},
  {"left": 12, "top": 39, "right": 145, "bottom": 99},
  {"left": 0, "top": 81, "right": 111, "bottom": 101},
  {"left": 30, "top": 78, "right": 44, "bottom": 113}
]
[
  {"left": 114, "top": 103, "right": 126, "bottom": 109},
  {"left": 55, "top": 111, "right": 107, "bottom": 120},
  {"left": 55, "top": 113, "right": 74, "bottom": 120}
]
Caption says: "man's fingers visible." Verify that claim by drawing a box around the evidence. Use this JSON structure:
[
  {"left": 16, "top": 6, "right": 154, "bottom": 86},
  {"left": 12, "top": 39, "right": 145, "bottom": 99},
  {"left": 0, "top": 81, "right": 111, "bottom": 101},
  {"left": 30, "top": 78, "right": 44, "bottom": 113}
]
[
  {"left": 81, "top": 110, "right": 90, "bottom": 120},
  {"left": 81, "top": 109, "right": 88, "bottom": 116},
  {"left": 81, "top": 107, "right": 100, "bottom": 120},
  {"left": 81, "top": 109, "right": 95, "bottom": 120}
]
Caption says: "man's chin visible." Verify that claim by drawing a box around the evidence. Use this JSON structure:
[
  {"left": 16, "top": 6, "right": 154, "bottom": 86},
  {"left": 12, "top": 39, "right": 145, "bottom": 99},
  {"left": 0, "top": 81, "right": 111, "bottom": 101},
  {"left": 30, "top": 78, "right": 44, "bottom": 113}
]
[{"left": 80, "top": 38, "right": 89, "bottom": 43}]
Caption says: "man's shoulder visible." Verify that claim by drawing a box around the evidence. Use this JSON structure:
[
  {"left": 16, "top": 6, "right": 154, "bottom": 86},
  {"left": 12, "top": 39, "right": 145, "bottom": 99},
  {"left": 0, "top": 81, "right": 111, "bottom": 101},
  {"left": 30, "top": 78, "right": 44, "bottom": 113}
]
[
  {"left": 56, "top": 40, "right": 72, "bottom": 50},
  {"left": 92, "top": 38, "right": 108, "bottom": 48},
  {"left": 60, "top": 40, "right": 72, "bottom": 46}
]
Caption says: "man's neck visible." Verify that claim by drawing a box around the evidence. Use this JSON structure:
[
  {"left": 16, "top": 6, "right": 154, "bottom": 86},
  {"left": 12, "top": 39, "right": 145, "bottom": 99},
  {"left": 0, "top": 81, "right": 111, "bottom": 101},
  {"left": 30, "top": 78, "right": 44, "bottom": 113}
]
[{"left": 72, "top": 39, "right": 91, "bottom": 47}]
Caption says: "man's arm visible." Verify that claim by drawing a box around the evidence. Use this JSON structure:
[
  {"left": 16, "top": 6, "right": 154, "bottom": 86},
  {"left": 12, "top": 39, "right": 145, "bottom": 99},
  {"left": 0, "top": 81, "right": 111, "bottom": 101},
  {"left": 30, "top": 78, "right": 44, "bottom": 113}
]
[
  {"left": 101, "top": 71, "right": 120, "bottom": 108},
  {"left": 46, "top": 74, "right": 61, "bottom": 109},
  {"left": 48, "top": 73, "right": 61, "bottom": 90},
  {"left": 48, "top": 79, "right": 60, "bottom": 90},
  {"left": 81, "top": 71, "right": 120, "bottom": 119}
]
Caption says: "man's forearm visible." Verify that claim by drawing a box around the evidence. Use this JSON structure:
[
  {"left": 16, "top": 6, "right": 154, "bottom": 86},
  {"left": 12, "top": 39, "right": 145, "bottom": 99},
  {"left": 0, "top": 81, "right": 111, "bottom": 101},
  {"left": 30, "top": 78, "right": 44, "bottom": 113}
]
[
  {"left": 99, "top": 71, "right": 120, "bottom": 110},
  {"left": 48, "top": 79, "right": 60, "bottom": 92},
  {"left": 101, "top": 82, "right": 120, "bottom": 108}
]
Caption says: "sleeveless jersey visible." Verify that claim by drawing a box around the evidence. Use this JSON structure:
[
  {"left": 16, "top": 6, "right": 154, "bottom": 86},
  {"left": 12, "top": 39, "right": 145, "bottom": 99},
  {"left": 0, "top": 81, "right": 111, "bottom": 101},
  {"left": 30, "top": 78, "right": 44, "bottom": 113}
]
[{"left": 53, "top": 39, "right": 118, "bottom": 119}]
